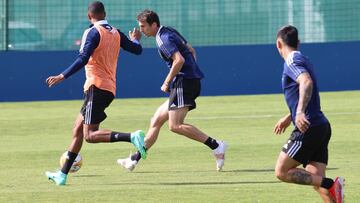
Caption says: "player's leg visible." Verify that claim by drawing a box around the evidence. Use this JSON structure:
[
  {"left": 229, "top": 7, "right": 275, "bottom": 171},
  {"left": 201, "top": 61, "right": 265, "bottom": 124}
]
[
  {"left": 83, "top": 124, "right": 124, "bottom": 143},
  {"left": 275, "top": 123, "right": 344, "bottom": 202},
  {"left": 168, "top": 77, "right": 227, "bottom": 171},
  {"left": 307, "top": 124, "right": 344, "bottom": 203},
  {"left": 61, "top": 113, "right": 84, "bottom": 174},
  {"left": 82, "top": 85, "right": 129, "bottom": 143},
  {"left": 45, "top": 113, "right": 84, "bottom": 185},
  {"left": 82, "top": 120, "right": 147, "bottom": 161},
  {"left": 145, "top": 100, "right": 169, "bottom": 149},
  {"left": 167, "top": 107, "right": 227, "bottom": 171},
  {"left": 117, "top": 100, "right": 169, "bottom": 171},
  {"left": 81, "top": 85, "right": 146, "bottom": 156},
  {"left": 168, "top": 107, "right": 208, "bottom": 142},
  {"left": 276, "top": 126, "right": 321, "bottom": 185},
  {"left": 68, "top": 113, "right": 85, "bottom": 153},
  {"left": 167, "top": 77, "right": 217, "bottom": 144},
  {"left": 275, "top": 151, "right": 323, "bottom": 186},
  {"left": 83, "top": 124, "right": 145, "bottom": 153},
  {"left": 306, "top": 162, "right": 333, "bottom": 203}
]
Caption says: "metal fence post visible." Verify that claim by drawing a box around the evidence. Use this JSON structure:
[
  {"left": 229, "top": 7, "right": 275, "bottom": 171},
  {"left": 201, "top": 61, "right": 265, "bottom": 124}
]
[{"left": 2, "top": 0, "right": 8, "bottom": 51}]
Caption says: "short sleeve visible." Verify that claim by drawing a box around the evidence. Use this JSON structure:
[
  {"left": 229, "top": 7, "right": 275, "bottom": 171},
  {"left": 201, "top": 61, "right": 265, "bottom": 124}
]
[
  {"left": 172, "top": 28, "right": 187, "bottom": 44},
  {"left": 157, "top": 34, "right": 179, "bottom": 59},
  {"left": 284, "top": 53, "right": 308, "bottom": 81}
]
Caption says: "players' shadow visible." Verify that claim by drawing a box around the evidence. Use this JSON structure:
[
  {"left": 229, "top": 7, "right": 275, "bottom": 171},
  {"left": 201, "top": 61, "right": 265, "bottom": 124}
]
[
  {"left": 134, "top": 168, "right": 274, "bottom": 174},
  {"left": 154, "top": 181, "right": 280, "bottom": 186},
  {"left": 135, "top": 170, "right": 216, "bottom": 174},
  {"left": 101, "top": 180, "right": 280, "bottom": 186},
  {"left": 223, "top": 169, "right": 274, "bottom": 173},
  {"left": 223, "top": 167, "right": 338, "bottom": 173},
  {"left": 135, "top": 167, "right": 338, "bottom": 174},
  {"left": 72, "top": 174, "right": 105, "bottom": 178}
]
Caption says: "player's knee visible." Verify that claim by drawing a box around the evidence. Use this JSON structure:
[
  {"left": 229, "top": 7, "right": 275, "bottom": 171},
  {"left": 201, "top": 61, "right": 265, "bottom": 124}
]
[
  {"left": 275, "top": 172, "right": 286, "bottom": 181},
  {"left": 275, "top": 167, "right": 287, "bottom": 181},
  {"left": 84, "top": 132, "right": 95, "bottom": 143},
  {"left": 84, "top": 136, "right": 94, "bottom": 143},
  {"left": 313, "top": 186, "right": 320, "bottom": 192},
  {"left": 169, "top": 124, "right": 181, "bottom": 133}
]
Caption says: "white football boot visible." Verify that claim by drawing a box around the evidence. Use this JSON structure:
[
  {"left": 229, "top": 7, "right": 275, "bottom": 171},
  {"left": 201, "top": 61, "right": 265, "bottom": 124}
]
[
  {"left": 213, "top": 141, "right": 228, "bottom": 171},
  {"left": 117, "top": 155, "right": 138, "bottom": 172}
]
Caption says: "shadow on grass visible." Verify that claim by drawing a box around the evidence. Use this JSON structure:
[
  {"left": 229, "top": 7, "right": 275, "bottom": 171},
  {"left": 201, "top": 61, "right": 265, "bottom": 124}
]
[
  {"left": 135, "top": 167, "right": 338, "bottom": 174},
  {"left": 223, "top": 169, "right": 274, "bottom": 173},
  {"left": 153, "top": 181, "right": 280, "bottom": 186},
  {"left": 70, "top": 169, "right": 273, "bottom": 176},
  {"left": 72, "top": 174, "right": 105, "bottom": 178},
  {"left": 99, "top": 180, "right": 281, "bottom": 186},
  {"left": 134, "top": 168, "right": 274, "bottom": 174},
  {"left": 222, "top": 167, "right": 338, "bottom": 173}
]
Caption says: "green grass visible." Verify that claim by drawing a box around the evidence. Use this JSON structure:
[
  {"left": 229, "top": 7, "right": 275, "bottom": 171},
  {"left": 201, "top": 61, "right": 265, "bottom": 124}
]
[{"left": 0, "top": 91, "right": 359, "bottom": 203}]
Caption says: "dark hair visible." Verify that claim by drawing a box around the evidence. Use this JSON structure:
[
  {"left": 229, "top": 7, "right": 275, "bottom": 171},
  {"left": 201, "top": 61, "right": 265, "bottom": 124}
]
[
  {"left": 88, "top": 1, "right": 105, "bottom": 15},
  {"left": 137, "top": 9, "right": 160, "bottom": 27},
  {"left": 277, "top": 25, "right": 299, "bottom": 48}
]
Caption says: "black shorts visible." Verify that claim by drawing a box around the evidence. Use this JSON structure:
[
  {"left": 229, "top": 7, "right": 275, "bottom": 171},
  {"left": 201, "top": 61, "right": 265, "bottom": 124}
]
[
  {"left": 281, "top": 123, "right": 331, "bottom": 167},
  {"left": 80, "top": 85, "right": 114, "bottom": 125},
  {"left": 168, "top": 76, "right": 201, "bottom": 111}
]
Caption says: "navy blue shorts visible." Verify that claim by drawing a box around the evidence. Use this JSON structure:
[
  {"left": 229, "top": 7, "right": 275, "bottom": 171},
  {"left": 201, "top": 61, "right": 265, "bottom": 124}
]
[
  {"left": 80, "top": 85, "right": 114, "bottom": 125},
  {"left": 282, "top": 123, "right": 331, "bottom": 167},
  {"left": 168, "top": 76, "right": 201, "bottom": 111}
]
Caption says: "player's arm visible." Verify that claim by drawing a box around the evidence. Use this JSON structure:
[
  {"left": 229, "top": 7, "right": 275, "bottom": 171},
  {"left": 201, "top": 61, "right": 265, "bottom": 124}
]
[
  {"left": 118, "top": 28, "right": 142, "bottom": 55},
  {"left": 295, "top": 72, "right": 313, "bottom": 133},
  {"left": 186, "top": 43, "right": 196, "bottom": 61},
  {"left": 46, "top": 28, "right": 99, "bottom": 87},
  {"left": 161, "top": 51, "right": 185, "bottom": 92},
  {"left": 285, "top": 54, "right": 312, "bottom": 133},
  {"left": 273, "top": 113, "right": 292, "bottom": 135},
  {"left": 296, "top": 72, "right": 313, "bottom": 113}
]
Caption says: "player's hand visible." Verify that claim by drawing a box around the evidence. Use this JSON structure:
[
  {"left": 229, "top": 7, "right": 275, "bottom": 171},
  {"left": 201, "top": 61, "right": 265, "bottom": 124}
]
[
  {"left": 161, "top": 82, "right": 170, "bottom": 93},
  {"left": 273, "top": 115, "right": 292, "bottom": 135},
  {"left": 46, "top": 74, "right": 64, "bottom": 87},
  {"left": 295, "top": 112, "right": 310, "bottom": 133},
  {"left": 129, "top": 27, "right": 141, "bottom": 41}
]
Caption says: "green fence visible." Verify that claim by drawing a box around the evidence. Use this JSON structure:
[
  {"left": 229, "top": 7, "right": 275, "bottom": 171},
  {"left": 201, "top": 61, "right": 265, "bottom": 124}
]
[
  {"left": 1, "top": 0, "right": 360, "bottom": 51},
  {"left": 0, "top": 0, "right": 5, "bottom": 50}
]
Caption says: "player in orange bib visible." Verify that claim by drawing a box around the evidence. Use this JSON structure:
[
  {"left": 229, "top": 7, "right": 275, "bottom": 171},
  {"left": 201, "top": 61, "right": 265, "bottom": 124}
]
[{"left": 44, "top": 1, "right": 146, "bottom": 185}]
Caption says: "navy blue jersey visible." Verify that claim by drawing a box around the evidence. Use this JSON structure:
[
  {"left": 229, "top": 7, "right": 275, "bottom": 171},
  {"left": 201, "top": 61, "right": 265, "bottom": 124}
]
[
  {"left": 155, "top": 26, "right": 204, "bottom": 79},
  {"left": 282, "top": 51, "right": 328, "bottom": 127},
  {"left": 61, "top": 20, "right": 142, "bottom": 78}
]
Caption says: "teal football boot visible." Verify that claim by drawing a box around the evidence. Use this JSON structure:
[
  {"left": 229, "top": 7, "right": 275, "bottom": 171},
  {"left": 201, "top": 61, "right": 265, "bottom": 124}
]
[
  {"left": 45, "top": 170, "right": 67, "bottom": 186},
  {"left": 130, "top": 130, "right": 147, "bottom": 159}
]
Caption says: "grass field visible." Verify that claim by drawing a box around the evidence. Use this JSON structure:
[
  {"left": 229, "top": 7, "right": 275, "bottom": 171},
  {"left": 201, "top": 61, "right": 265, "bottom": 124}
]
[{"left": 0, "top": 91, "right": 359, "bottom": 203}]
